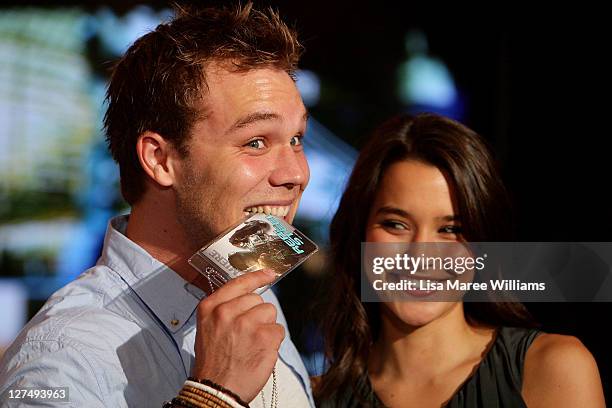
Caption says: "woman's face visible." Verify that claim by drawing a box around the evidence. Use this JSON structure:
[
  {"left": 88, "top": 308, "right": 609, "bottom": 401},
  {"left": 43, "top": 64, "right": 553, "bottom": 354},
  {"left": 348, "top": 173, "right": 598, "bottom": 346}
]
[{"left": 365, "top": 159, "right": 464, "bottom": 327}]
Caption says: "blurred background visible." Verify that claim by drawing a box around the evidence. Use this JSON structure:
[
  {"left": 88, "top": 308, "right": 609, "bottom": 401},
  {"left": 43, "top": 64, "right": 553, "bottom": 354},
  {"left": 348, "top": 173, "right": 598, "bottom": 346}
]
[{"left": 0, "top": 0, "right": 610, "bottom": 400}]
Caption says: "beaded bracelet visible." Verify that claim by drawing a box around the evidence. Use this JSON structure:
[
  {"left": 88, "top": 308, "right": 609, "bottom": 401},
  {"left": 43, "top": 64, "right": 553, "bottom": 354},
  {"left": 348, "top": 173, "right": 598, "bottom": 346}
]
[
  {"left": 163, "top": 378, "right": 250, "bottom": 408},
  {"left": 177, "top": 393, "right": 222, "bottom": 408},
  {"left": 186, "top": 377, "right": 249, "bottom": 407},
  {"left": 184, "top": 380, "right": 247, "bottom": 408},
  {"left": 180, "top": 387, "right": 232, "bottom": 408},
  {"left": 172, "top": 391, "right": 228, "bottom": 408}
]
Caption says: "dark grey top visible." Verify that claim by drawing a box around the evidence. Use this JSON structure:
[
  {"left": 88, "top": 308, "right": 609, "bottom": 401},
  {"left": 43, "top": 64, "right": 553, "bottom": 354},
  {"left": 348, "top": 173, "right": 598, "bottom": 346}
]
[{"left": 318, "top": 326, "right": 542, "bottom": 408}]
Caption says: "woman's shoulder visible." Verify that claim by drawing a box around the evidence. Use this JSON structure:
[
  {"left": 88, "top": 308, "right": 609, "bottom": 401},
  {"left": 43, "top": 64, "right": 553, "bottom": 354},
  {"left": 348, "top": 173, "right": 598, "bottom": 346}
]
[
  {"left": 522, "top": 332, "right": 605, "bottom": 407},
  {"left": 524, "top": 332, "right": 598, "bottom": 380}
]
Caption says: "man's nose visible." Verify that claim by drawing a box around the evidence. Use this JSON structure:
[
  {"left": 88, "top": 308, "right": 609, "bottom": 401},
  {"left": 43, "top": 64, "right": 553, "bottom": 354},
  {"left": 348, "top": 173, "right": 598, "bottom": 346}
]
[{"left": 269, "top": 145, "right": 309, "bottom": 189}]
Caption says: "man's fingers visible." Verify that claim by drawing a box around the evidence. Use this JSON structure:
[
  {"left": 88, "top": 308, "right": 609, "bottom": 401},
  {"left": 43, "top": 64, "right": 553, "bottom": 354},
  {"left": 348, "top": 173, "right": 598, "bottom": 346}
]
[
  {"left": 212, "top": 293, "right": 264, "bottom": 322},
  {"left": 200, "top": 269, "right": 278, "bottom": 309},
  {"left": 260, "top": 323, "right": 285, "bottom": 348},
  {"left": 238, "top": 302, "right": 278, "bottom": 325}
]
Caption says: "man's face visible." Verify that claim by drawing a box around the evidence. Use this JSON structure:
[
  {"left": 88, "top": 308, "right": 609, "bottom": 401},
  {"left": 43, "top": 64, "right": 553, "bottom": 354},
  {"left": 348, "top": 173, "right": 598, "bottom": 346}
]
[{"left": 174, "top": 64, "right": 309, "bottom": 248}]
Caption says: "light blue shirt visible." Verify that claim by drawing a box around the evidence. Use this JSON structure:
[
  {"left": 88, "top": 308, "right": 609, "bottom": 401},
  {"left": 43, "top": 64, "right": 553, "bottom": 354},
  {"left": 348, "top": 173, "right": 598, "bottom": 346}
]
[{"left": 0, "top": 216, "right": 314, "bottom": 407}]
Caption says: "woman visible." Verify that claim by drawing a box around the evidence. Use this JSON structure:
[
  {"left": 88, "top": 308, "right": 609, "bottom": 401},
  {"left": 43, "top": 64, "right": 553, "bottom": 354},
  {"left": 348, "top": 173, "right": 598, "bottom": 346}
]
[{"left": 315, "top": 113, "right": 605, "bottom": 407}]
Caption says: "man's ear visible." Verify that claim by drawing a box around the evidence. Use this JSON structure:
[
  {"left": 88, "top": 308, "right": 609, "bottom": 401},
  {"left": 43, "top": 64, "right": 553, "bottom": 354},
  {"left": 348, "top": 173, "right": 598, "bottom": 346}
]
[{"left": 135, "top": 131, "right": 178, "bottom": 188}]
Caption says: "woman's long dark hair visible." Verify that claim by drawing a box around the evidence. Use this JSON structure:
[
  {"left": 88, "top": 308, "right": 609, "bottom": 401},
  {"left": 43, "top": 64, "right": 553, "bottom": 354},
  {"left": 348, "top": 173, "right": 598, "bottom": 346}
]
[{"left": 316, "top": 113, "right": 537, "bottom": 402}]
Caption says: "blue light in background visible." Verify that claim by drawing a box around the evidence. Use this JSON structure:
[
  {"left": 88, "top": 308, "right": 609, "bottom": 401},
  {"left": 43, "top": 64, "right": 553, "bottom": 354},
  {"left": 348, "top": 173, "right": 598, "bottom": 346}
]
[{"left": 397, "top": 30, "right": 464, "bottom": 120}]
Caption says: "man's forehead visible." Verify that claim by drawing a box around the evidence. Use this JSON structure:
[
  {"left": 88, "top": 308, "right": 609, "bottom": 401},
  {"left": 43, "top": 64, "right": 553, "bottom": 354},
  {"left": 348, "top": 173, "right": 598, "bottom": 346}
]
[
  {"left": 203, "top": 60, "right": 293, "bottom": 88},
  {"left": 191, "top": 64, "right": 306, "bottom": 129}
]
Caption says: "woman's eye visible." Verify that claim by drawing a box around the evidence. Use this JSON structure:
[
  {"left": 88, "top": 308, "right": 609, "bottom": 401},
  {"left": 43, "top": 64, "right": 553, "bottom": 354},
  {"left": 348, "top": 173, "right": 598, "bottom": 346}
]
[
  {"left": 381, "top": 220, "right": 408, "bottom": 230},
  {"left": 290, "top": 135, "right": 303, "bottom": 147},
  {"left": 245, "top": 139, "right": 265, "bottom": 149},
  {"left": 439, "top": 225, "right": 462, "bottom": 234}
]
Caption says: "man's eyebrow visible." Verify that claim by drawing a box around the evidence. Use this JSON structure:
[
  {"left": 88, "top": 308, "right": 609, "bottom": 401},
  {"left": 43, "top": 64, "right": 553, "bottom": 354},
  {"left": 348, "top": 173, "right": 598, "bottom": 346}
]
[
  {"left": 226, "top": 111, "right": 281, "bottom": 134},
  {"left": 225, "top": 110, "right": 310, "bottom": 135}
]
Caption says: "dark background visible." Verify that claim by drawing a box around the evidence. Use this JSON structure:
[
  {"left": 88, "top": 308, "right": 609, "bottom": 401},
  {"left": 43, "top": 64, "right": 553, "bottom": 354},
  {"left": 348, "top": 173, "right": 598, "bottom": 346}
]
[
  {"left": 268, "top": 1, "right": 612, "bottom": 399},
  {"left": 1, "top": 0, "right": 610, "bottom": 400}
]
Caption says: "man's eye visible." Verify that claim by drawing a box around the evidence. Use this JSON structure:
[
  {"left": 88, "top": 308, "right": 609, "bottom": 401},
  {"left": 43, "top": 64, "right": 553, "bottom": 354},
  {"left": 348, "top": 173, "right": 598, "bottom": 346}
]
[
  {"left": 439, "top": 225, "right": 462, "bottom": 234},
  {"left": 290, "top": 135, "right": 303, "bottom": 147},
  {"left": 245, "top": 139, "right": 265, "bottom": 149}
]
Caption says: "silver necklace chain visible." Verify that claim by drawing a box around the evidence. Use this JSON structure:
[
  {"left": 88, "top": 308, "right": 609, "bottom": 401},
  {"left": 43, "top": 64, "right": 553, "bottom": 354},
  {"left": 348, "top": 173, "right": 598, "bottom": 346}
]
[{"left": 260, "top": 367, "right": 277, "bottom": 408}]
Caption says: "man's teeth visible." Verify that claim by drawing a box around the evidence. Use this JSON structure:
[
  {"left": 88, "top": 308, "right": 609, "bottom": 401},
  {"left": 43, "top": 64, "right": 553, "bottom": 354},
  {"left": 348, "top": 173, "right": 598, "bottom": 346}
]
[{"left": 244, "top": 205, "right": 290, "bottom": 217}]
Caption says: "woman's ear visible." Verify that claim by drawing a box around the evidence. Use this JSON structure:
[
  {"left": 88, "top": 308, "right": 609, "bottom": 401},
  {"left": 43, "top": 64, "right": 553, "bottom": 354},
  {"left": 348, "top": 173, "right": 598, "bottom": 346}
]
[{"left": 135, "top": 131, "right": 177, "bottom": 188}]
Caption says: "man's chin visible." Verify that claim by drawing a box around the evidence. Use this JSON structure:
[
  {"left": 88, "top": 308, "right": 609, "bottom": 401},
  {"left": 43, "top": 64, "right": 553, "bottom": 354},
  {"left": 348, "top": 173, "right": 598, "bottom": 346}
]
[{"left": 286, "top": 194, "right": 302, "bottom": 224}]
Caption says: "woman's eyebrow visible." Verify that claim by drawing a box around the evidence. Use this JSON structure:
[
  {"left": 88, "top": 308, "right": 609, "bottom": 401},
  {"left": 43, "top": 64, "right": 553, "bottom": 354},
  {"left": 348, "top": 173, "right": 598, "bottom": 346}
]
[
  {"left": 377, "top": 207, "right": 459, "bottom": 222},
  {"left": 436, "top": 215, "right": 460, "bottom": 222},
  {"left": 376, "top": 206, "right": 411, "bottom": 218}
]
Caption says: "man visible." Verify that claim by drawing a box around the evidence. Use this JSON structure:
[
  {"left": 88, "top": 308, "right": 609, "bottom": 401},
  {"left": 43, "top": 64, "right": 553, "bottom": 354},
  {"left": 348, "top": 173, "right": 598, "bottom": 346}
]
[{"left": 0, "top": 3, "right": 314, "bottom": 407}]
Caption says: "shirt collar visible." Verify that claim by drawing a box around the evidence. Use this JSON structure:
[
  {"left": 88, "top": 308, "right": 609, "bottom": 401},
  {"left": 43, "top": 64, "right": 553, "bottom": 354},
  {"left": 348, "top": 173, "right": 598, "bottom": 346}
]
[{"left": 99, "top": 215, "right": 205, "bottom": 334}]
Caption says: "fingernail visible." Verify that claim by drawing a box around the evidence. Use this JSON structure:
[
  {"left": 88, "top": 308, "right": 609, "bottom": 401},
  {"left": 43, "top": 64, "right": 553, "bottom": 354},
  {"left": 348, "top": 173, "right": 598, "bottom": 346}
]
[{"left": 263, "top": 268, "right": 278, "bottom": 277}]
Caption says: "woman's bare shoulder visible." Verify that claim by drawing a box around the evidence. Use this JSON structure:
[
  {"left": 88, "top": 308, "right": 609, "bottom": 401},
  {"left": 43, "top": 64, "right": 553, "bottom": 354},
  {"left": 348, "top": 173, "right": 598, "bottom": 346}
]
[{"left": 522, "top": 333, "right": 605, "bottom": 407}]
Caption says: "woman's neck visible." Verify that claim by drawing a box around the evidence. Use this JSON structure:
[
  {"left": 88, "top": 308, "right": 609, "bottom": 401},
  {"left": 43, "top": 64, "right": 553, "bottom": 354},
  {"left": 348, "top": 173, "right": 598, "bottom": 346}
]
[{"left": 369, "top": 303, "right": 494, "bottom": 381}]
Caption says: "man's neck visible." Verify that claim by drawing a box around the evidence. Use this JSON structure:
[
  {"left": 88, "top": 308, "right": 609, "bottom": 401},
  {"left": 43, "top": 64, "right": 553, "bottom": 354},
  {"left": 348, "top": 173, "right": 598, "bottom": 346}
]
[{"left": 125, "top": 202, "right": 207, "bottom": 289}]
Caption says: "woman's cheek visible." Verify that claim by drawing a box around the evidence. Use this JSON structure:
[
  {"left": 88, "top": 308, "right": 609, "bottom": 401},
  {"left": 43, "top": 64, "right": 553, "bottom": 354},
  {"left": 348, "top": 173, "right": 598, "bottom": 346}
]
[
  {"left": 364, "top": 226, "right": 382, "bottom": 242},
  {"left": 366, "top": 226, "right": 406, "bottom": 243}
]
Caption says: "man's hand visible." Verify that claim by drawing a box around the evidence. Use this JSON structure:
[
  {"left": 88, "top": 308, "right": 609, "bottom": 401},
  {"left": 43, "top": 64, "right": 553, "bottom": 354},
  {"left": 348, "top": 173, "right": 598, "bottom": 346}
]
[{"left": 191, "top": 269, "right": 284, "bottom": 402}]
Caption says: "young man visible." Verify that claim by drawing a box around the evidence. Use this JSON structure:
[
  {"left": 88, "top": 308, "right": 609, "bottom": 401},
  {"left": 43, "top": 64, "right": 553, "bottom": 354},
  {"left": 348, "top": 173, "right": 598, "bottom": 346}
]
[{"left": 0, "top": 4, "right": 314, "bottom": 407}]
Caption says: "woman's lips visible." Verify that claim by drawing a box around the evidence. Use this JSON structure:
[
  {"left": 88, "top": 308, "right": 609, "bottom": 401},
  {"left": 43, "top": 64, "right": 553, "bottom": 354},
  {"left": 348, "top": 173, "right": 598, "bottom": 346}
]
[{"left": 386, "top": 272, "right": 451, "bottom": 298}]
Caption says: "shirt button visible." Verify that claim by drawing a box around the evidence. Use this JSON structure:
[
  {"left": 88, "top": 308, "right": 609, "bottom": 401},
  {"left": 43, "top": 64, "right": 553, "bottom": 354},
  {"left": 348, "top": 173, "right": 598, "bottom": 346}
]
[{"left": 170, "top": 319, "right": 180, "bottom": 326}]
